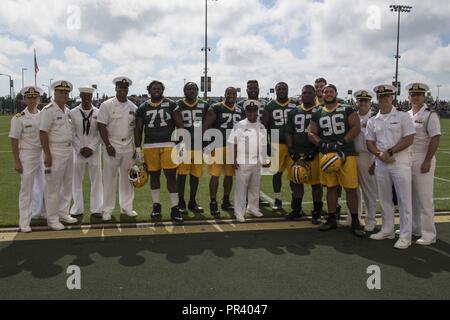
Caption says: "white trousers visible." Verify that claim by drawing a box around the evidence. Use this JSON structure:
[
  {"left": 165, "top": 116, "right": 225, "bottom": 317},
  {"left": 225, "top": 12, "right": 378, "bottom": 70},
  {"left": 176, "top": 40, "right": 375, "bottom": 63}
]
[
  {"left": 357, "top": 153, "right": 378, "bottom": 228},
  {"left": 102, "top": 150, "right": 134, "bottom": 214},
  {"left": 411, "top": 154, "right": 436, "bottom": 241},
  {"left": 18, "top": 149, "right": 46, "bottom": 229},
  {"left": 375, "top": 161, "right": 412, "bottom": 240},
  {"left": 234, "top": 164, "right": 261, "bottom": 217},
  {"left": 70, "top": 149, "right": 103, "bottom": 215},
  {"left": 45, "top": 148, "right": 73, "bottom": 225}
]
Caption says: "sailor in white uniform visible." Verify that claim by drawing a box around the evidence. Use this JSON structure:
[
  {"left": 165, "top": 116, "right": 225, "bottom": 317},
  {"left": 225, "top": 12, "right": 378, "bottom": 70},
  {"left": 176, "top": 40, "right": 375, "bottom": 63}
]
[
  {"left": 9, "top": 86, "right": 46, "bottom": 232},
  {"left": 97, "top": 77, "right": 138, "bottom": 221},
  {"left": 39, "top": 80, "right": 78, "bottom": 230},
  {"left": 228, "top": 100, "right": 269, "bottom": 222},
  {"left": 353, "top": 90, "right": 378, "bottom": 232},
  {"left": 366, "top": 84, "right": 416, "bottom": 249},
  {"left": 70, "top": 86, "right": 103, "bottom": 218},
  {"left": 406, "top": 82, "right": 441, "bottom": 245}
]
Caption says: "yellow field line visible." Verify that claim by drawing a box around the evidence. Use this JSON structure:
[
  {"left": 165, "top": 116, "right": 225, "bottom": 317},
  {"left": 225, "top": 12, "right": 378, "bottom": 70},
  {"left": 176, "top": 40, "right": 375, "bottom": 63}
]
[{"left": 1, "top": 215, "right": 449, "bottom": 243}]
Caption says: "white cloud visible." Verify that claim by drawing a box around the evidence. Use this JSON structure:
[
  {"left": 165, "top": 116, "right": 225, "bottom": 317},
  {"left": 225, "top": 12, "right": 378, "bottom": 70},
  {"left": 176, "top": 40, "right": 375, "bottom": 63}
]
[{"left": 1, "top": 0, "right": 450, "bottom": 100}]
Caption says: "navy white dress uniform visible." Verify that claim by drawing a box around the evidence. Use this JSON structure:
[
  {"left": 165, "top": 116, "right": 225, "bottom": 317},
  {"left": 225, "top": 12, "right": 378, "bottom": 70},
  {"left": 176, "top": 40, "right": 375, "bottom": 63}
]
[
  {"left": 353, "top": 90, "right": 378, "bottom": 231},
  {"left": 97, "top": 77, "right": 138, "bottom": 220},
  {"left": 407, "top": 83, "right": 441, "bottom": 245},
  {"left": 39, "top": 80, "right": 77, "bottom": 230},
  {"left": 366, "top": 84, "right": 416, "bottom": 248},
  {"left": 9, "top": 86, "right": 46, "bottom": 232},
  {"left": 228, "top": 100, "right": 268, "bottom": 222},
  {"left": 69, "top": 86, "right": 103, "bottom": 217}
]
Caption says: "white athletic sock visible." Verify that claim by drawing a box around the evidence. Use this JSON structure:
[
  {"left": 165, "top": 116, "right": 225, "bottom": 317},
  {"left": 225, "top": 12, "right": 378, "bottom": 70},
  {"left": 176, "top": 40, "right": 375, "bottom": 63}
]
[
  {"left": 275, "top": 193, "right": 281, "bottom": 200},
  {"left": 151, "top": 189, "right": 161, "bottom": 204},
  {"left": 169, "top": 193, "right": 178, "bottom": 208}
]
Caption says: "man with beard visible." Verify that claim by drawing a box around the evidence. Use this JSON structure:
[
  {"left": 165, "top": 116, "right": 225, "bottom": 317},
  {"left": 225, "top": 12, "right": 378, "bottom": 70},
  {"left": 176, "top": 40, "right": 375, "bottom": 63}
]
[
  {"left": 135, "top": 80, "right": 184, "bottom": 224},
  {"left": 308, "top": 84, "right": 365, "bottom": 238},
  {"left": 203, "top": 87, "right": 244, "bottom": 217},
  {"left": 285, "top": 85, "right": 323, "bottom": 224},
  {"left": 177, "top": 82, "right": 209, "bottom": 214},
  {"left": 262, "top": 82, "right": 297, "bottom": 211}
]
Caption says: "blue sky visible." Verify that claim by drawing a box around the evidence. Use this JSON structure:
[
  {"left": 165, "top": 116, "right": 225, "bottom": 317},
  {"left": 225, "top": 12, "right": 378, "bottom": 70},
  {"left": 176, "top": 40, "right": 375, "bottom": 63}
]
[{"left": 0, "top": 0, "right": 449, "bottom": 100}]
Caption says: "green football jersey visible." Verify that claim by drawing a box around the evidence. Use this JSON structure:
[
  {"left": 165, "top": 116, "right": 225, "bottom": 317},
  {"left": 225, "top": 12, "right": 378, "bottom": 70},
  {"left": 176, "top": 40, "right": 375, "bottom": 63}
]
[
  {"left": 264, "top": 99, "right": 297, "bottom": 144},
  {"left": 286, "top": 104, "right": 318, "bottom": 153},
  {"left": 311, "top": 103, "right": 357, "bottom": 156},
  {"left": 211, "top": 102, "right": 244, "bottom": 146},
  {"left": 177, "top": 98, "right": 209, "bottom": 150},
  {"left": 136, "top": 98, "right": 178, "bottom": 146}
]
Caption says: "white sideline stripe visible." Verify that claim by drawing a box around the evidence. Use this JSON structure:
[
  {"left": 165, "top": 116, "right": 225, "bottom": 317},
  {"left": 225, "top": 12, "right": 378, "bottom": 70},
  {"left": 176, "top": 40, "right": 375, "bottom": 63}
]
[{"left": 435, "top": 177, "right": 450, "bottom": 183}]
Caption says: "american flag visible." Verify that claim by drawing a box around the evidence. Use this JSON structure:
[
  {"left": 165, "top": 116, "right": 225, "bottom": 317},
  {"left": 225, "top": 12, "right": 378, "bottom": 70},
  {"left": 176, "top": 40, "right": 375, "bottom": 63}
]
[{"left": 34, "top": 49, "right": 39, "bottom": 74}]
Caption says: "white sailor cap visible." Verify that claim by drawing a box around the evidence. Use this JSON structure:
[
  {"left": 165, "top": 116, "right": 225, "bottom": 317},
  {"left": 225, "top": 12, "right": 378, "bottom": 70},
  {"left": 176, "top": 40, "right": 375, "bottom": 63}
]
[
  {"left": 353, "top": 89, "right": 374, "bottom": 100},
  {"left": 113, "top": 76, "right": 132, "bottom": 87},
  {"left": 243, "top": 99, "right": 261, "bottom": 110},
  {"left": 51, "top": 80, "right": 73, "bottom": 92},
  {"left": 20, "top": 86, "right": 43, "bottom": 98},
  {"left": 79, "top": 85, "right": 95, "bottom": 94},
  {"left": 406, "top": 82, "right": 429, "bottom": 94},
  {"left": 373, "top": 84, "right": 397, "bottom": 96}
]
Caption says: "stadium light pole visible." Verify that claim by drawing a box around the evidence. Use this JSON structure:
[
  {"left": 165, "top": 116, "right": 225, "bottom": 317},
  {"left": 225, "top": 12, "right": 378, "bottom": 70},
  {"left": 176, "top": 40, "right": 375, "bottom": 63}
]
[
  {"left": 202, "top": 0, "right": 217, "bottom": 100},
  {"left": 0, "top": 73, "right": 13, "bottom": 99},
  {"left": 390, "top": 4, "right": 412, "bottom": 104}
]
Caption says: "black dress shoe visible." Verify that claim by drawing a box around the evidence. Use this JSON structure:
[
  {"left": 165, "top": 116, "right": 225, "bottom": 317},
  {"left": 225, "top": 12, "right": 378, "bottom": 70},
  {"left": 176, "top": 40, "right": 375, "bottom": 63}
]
[
  {"left": 91, "top": 212, "right": 103, "bottom": 219},
  {"left": 188, "top": 201, "right": 204, "bottom": 213},
  {"left": 151, "top": 203, "right": 162, "bottom": 220}
]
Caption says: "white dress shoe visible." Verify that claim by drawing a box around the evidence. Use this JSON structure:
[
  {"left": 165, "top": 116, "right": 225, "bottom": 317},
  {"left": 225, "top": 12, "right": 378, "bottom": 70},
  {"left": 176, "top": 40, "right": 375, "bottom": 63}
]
[
  {"left": 394, "top": 238, "right": 411, "bottom": 249},
  {"left": 235, "top": 215, "right": 245, "bottom": 223},
  {"left": 370, "top": 231, "right": 395, "bottom": 240},
  {"left": 248, "top": 211, "right": 263, "bottom": 218},
  {"left": 48, "top": 222, "right": 65, "bottom": 231},
  {"left": 20, "top": 226, "right": 32, "bottom": 233},
  {"left": 416, "top": 238, "right": 436, "bottom": 246},
  {"left": 60, "top": 216, "right": 78, "bottom": 224},
  {"left": 102, "top": 212, "right": 112, "bottom": 221},
  {"left": 121, "top": 210, "right": 138, "bottom": 217}
]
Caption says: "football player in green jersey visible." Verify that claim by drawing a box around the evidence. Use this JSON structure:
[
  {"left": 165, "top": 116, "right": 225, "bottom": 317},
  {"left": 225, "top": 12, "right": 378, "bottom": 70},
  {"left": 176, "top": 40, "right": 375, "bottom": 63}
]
[
  {"left": 286, "top": 85, "right": 323, "bottom": 224},
  {"left": 308, "top": 84, "right": 365, "bottom": 237},
  {"left": 262, "top": 82, "right": 297, "bottom": 211},
  {"left": 237, "top": 80, "right": 270, "bottom": 207},
  {"left": 177, "top": 82, "right": 210, "bottom": 214},
  {"left": 203, "top": 87, "right": 244, "bottom": 217},
  {"left": 135, "top": 80, "right": 184, "bottom": 224},
  {"left": 315, "top": 77, "right": 343, "bottom": 215}
]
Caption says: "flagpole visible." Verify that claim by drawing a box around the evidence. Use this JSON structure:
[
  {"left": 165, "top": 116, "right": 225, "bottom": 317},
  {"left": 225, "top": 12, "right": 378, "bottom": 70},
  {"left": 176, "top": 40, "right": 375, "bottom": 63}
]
[{"left": 34, "top": 49, "right": 37, "bottom": 86}]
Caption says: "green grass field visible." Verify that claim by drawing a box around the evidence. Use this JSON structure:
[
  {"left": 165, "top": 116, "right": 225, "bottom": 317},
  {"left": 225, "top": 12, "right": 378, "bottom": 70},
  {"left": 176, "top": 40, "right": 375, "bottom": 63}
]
[{"left": 1, "top": 115, "right": 449, "bottom": 227}]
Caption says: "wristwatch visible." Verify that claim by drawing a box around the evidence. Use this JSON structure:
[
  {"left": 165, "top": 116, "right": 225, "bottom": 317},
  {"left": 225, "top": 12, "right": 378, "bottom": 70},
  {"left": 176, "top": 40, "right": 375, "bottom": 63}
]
[{"left": 387, "top": 148, "right": 394, "bottom": 157}]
